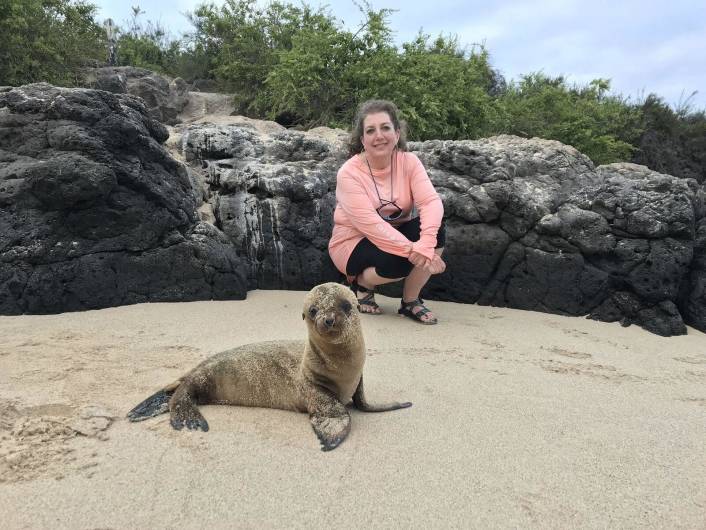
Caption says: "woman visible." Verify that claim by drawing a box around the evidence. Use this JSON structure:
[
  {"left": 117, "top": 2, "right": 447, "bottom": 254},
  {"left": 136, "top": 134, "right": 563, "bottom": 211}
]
[{"left": 328, "top": 100, "right": 446, "bottom": 324}]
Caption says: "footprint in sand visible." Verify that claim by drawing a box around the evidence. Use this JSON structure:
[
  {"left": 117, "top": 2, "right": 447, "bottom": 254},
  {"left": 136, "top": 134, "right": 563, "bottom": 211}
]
[
  {"left": 673, "top": 356, "right": 706, "bottom": 365},
  {"left": 50, "top": 331, "right": 82, "bottom": 342},
  {"left": 538, "top": 359, "right": 645, "bottom": 382},
  {"left": 12, "top": 369, "right": 67, "bottom": 383},
  {"left": 545, "top": 346, "right": 592, "bottom": 359},
  {"left": 22, "top": 403, "right": 75, "bottom": 417},
  {"left": 0, "top": 401, "right": 114, "bottom": 483},
  {"left": 678, "top": 397, "right": 706, "bottom": 407}
]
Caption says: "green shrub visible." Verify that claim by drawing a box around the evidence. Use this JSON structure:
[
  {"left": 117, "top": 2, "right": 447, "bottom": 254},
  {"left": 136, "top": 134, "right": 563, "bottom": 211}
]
[
  {"left": 496, "top": 74, "right": 643, "bottom": 164},
  {"left": 0, "top": 0, "right": 105, "bottom": 87}
]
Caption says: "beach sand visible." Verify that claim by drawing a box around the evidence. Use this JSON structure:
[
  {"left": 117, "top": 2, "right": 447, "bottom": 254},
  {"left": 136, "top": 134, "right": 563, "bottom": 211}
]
[{"left": 1, "top": 290, "right": 704, "bottom": 529}]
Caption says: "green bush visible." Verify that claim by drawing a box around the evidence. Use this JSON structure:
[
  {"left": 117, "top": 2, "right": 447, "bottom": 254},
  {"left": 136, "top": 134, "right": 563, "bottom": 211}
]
[
  {"left": 3, "top": 0, "right": 705, "bottom": 176},
  {"left": 356, "top": 33, "right": 500, "bottom": 140},
  {"left": 186, "top": 0, "right": 320, "bottom": 112},
  {"left": 496, "top": 74, "right": 643, "bottom": 164},
  {"left": 632, "top": 94, "right": 706, "bottom": 181},
  {"left": 261, "top": 3, "right": 393, "bottom": 127},
  {"left": 0, "top": 0, "right": 105, "bottom": 87},
  {"left": 113, "top": 8, "right": 186, "bottom": 77}
]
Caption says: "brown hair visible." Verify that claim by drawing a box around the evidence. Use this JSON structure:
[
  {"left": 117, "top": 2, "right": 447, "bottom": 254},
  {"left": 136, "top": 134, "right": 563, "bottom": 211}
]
[{"left": 348, "top": 99, "right": 408, "bottom": 157}]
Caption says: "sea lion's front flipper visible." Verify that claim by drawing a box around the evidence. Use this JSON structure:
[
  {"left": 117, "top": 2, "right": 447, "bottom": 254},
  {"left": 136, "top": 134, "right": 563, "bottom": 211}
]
[
  {"left": 352, "top": 375, "right": 412, "bottom": 412},
  {"left": 308, "top": 388, "right": 350, "bottom": 451}
]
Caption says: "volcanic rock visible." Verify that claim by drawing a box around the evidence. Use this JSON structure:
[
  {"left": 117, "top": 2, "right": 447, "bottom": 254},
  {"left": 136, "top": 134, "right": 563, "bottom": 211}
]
[{"left": 0, "top": 83, "right": 247, "bottom": 314}]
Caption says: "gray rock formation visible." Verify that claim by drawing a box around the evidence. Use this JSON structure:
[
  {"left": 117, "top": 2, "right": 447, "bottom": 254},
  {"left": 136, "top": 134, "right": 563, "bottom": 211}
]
[
  {"left": 0, "top": 83, "right": 247, "bottom": 314},
  {"left": 176, "top": 120, "right": 348, "bottom": 288},
  {"left": 81, "top": 67, "right": 189, "bottom": 125},
  {"left": 3, "top": 82, "right": 706, "bottom": 336},
  {"left": 177, "top": 123, "right": 705, "bottom": 336}
]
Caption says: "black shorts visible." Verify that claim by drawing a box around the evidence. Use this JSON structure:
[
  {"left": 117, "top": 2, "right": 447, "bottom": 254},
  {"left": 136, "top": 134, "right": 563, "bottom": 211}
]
[{"left": 345, "top": 217, "right": 446, "bottom": 279}]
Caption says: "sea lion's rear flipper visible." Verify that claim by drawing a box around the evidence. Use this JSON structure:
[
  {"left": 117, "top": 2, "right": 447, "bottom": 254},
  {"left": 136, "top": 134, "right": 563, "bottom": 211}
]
[
  {"left": 170, "top": 400, "right": 209, "bottom": 432},
  {"left": 308, "top": 389, "right": 350, "bottom": 451},
  {"left": 127, "top": 380, "right": 183, "bottom": 422},
  {"left": 127, "top": 387, "right": 177, "bottom": 422},
  {"left": 169, "top": 387, "right": 209, "bottom": 432},
  {"left": 352, "top": 375, "right": 412, "bottom": 412}
]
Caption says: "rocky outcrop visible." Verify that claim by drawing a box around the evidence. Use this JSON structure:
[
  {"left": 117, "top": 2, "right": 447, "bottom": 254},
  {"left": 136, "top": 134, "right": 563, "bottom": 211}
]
[
  {"left": 0, "top": 83, "right": 247, "bottom": 314},
  {"left": 3, "top": 82, "right": 706, "bottom": 336},
  {"left": 176, "top": 123, "right": 705, "bottom": 336},
  {"left": 81, "top": 67, "right": 189, "bottom": 125},
  {"left": 175, "top": 120, "right": 348, "bottom": 288},
  {"left": 407, "top": 140, "right": 703, "bottom": 336}
]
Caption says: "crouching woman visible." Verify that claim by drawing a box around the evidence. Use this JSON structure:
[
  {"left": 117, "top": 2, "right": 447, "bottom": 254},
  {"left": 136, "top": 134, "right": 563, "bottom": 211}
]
[{"left": 328, "top": 99, "right": 446, "bottom": 324}]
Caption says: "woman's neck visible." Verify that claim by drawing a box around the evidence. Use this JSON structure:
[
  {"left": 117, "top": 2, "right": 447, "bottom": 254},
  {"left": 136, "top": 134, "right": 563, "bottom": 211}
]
[{"left": 363, "top": 152, "right": 391, "bottom": 170}]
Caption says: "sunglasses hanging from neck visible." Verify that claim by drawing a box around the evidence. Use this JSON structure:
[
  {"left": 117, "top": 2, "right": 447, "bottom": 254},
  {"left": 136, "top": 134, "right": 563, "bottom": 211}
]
[{"left": 364, "top": 151, "right": 403, "bottom": 222}]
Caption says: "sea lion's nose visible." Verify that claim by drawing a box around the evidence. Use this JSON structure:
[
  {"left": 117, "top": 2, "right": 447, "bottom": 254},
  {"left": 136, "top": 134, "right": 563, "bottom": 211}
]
[{"left": 324, "top": 314, "right": 336, "bottom": 328}]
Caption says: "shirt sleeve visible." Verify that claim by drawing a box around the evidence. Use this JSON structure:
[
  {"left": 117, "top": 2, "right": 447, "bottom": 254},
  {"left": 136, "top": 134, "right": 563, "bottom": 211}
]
[
  {"left": 336, "top": 168, "right": 414, "bottom": 259},
  {"left": 407, "top": 154, "right": 444, "bottom": 260}
]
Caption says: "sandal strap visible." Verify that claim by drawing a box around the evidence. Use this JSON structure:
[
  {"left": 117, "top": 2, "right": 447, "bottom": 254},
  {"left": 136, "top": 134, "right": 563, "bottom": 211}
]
[
  {"left": 411, "top": 306, "right": 432, "bottom": 318},
  {"left": 351, "top": 281, "right": 381, "bottom": 313},
  {"left": 354, "top": 282, "right": 374, "bottom": 294},
  {"left": 404, "top": 300, "right": 431, "bottom": 317},
  {"left": 401, "top": 297, "right": 425, "bottom": 309},
  {"left": 357, "top": 291, "right": 378, "bottom": 307},
  {"left": 399, "top": 297, "right": 436, "bottom": 322}
]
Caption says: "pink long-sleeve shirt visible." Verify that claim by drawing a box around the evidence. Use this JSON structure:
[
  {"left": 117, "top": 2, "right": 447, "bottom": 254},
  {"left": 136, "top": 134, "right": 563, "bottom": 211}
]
[{"left": 328, "top": 150, "right": 444, "bottom": 275}]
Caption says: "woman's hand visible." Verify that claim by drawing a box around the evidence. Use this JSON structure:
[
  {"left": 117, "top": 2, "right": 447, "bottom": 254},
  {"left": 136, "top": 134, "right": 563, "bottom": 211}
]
[
  {"left": 426, "top": 254, "right": 446, "bottom": 274},
  {"left": 408, "top": 250, "right": 428, "bottom": 268},
  {"left": 409, "top": 251, "right": 446, "bottom": 274}
]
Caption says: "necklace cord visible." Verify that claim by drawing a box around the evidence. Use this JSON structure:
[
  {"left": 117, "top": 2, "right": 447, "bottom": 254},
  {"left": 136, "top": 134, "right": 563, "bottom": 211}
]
[{"left": 364, "top": 150, "right": 395, "bottom": 205}]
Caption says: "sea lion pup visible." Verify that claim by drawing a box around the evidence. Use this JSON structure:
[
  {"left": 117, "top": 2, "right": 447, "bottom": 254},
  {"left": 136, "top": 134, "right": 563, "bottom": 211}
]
[{"left": 127, "top": 282, "right": 411, "bottom": 451}]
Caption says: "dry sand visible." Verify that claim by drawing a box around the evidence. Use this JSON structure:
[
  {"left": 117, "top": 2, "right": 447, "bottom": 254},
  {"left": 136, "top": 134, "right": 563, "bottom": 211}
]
[{"left": 0, "top": 290, "right": 704, "bottom": 529}]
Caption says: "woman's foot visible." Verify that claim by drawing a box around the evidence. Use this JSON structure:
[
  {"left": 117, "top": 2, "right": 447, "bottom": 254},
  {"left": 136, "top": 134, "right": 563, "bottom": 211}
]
[
  {"left": 398, "top": 298, "right": 437, "bottom": 324},
  {"left": 352, "top": 281, "right": 383, "bottom": 315}
]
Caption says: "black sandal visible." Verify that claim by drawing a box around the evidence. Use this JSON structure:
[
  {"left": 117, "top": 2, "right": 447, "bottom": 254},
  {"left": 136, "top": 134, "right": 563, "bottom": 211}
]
[
  {"left": 398, "top": 298, "right": 437, "bottom": 325},
  {"left": 350, "top": 281, "right": 382, "bottom": 315}
]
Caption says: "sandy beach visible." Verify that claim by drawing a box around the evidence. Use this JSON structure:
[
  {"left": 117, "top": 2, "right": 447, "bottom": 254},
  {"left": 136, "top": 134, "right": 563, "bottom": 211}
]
[{"left": 1, "top": 290, "right": 704, "bottom": 529}]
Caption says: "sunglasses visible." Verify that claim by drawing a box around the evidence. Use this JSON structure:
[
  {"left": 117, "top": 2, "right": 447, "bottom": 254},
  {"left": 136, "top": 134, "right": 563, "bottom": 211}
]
[{"left": 376, "top": 199, "right": 404, "bottom": 221}]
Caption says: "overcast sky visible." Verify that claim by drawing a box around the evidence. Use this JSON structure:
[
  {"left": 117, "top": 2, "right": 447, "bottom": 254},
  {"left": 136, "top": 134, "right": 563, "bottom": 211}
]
[{"left": 92, "top": 0, "right": 706, "bottom": 111}]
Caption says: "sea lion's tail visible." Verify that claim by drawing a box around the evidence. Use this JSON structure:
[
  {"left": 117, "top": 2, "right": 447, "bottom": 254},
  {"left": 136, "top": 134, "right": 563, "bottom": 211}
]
[{"left": 127, "top": 381, "right": 179, "bottom": 422}]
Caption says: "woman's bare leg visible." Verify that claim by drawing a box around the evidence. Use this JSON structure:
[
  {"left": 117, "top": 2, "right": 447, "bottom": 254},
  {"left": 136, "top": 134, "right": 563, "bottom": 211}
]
[
  {"left": 355, "top": 268, "right": 403, "bottom": 314},
  {"left": 402, "top": 248, "right": 444, "bottom": 322}
]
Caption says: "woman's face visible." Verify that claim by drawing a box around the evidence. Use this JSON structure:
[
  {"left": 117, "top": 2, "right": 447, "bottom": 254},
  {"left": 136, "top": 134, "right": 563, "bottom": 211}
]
[{"left": 361, "top": 112, "right": 400, "bottom": 161}]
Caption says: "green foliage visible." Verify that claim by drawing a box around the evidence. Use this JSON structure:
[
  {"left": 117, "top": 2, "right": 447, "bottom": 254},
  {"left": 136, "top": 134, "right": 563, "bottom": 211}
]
[
  {"left": 2, "top": 0, "right": 704, "bottom": 175},
  {"left": 197, "top": 1, "right": 502, "bottom": 135},
  {"left": 0, "top": 0, "right": 105, "bottom": 87},
  {"left": 116, "top": 33, "right": 167, "bottom": 72},
  {"left": 113, "top": 7, "right": 184, "bottom": 76},
  {"left": 632, "top": 94, "right": 706, "bottom": 181},
  {"left": 496, "top": 73, "right": 643, "bottom": 164},
  {"left": 262, "top": 2, "right": 394, "bottom": 127},
  {"left": 187, "top": 0, "right": 349, "bottom": 116},
  {"left": 188, "top": 0, "right": 274, "bottom": 96},
  {"left": 75, "top": 0, "right": 694, "bottom": 169},
  {"left": 357, "top": 33, "right": 500, "bottom": 140}
]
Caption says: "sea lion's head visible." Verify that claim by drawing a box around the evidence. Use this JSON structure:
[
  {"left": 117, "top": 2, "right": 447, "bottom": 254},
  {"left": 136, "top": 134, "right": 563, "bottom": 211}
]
[{"left": 302, "top": 282, "right": 361, "bottom": 344}]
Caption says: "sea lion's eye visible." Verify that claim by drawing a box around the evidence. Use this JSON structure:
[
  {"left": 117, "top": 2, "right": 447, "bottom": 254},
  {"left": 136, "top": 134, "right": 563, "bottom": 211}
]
[
  {"left": 308, "top": 307, "right": 318, "bottom": 319},
  {"left": 340, "top": 301, "right": 352, "bottom": 314}
]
